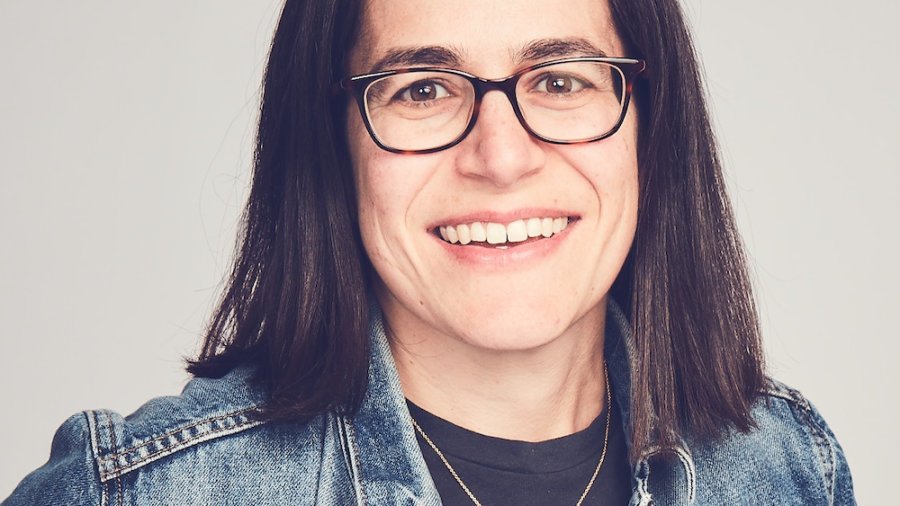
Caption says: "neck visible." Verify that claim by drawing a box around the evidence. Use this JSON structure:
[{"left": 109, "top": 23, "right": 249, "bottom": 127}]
[{"left": 385, "top": 299, "right": 608, "bottom": 442}]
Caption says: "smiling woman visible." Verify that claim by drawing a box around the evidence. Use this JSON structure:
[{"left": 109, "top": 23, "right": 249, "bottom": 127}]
[
  {"left": 3, "top": 0, "right": 857, "bottom": 505},
  {"left": 346, "top": 1, "right": 642, "bottom": 448}
]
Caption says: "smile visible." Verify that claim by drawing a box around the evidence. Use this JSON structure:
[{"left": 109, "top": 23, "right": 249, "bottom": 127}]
[{"left": 436, "top": 217, "right": 572, "bottom": 247}]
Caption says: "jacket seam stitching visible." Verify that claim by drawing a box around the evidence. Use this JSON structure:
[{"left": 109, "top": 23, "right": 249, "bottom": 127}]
[
  {"left": 797, "top": 404, "right": 836, "bottom": 504},
  {"left": 335, "top": 414, "right": 358, "bottom": 499},
  {"left": 641, "top": 445, "right": 697, "bottom": 504},
  {"left": 95, "top": 407, "right": 264, "bottom": 482},
  {"left": 762, "top": 385, "right": 836, "bottom": 503},
  {"left": 106, "top": 411, "right": 123, "bottom": 506},
  {"left": 105, "top": 407, "right": 259, "bottom": 458},
  {"left": 88, "top": 411, "right": 109, "bottom": 506},
  {"left": 343, "top": 416, "right": 368, "bottom": 506}
]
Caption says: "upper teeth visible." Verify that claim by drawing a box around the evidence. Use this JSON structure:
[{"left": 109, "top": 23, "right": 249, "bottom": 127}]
[{"left": 438, "top": 217, "right": 569, "bottom": 245}]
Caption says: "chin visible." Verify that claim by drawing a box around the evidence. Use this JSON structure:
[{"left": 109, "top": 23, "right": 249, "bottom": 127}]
[{"left": 449, "top": 310, "right": 579, "bottom": 352}]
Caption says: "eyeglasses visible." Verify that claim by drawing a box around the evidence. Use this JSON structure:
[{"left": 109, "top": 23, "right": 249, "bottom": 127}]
[{"left": 338, "top": 56, "right": 646, "bottom": 154}]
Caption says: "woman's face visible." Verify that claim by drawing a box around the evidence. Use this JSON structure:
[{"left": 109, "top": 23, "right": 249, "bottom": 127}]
[{"left": 347, "top": 0, "right": 639, "bottom": 350}]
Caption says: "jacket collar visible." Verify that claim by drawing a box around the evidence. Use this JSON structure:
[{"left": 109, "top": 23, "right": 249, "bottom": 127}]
[
  {"left": 343, "top": 308, "right": 443, "bottom": 505},
  {"left": 604, "top": 300, "right": 697, "bottom": 504}
]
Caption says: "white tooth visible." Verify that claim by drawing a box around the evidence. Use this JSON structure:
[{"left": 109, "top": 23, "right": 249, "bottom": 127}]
[
  {"left": 553, "top": 218, "right": 563, "bottom": 233},
  {"left": 541, "top": 217, "right": 554, "bottom": 238},
  {"left": 446, "top": 226, "right": 459, "bottom": 244},
  {"left": 486, "top": 222, "right": 507, "bottom": 244},
  {"left": 439, "top": 226, "right": 449, "bottom": 241},
  {"left": 560, "top": 217, "right": 569, "bottom": 230},
  {"left": 506, "top": 220, "right": 527, "bottom": 242},
  {"left": 457, "top": 224, "right": 471, "bottom": 245},
  {"left": 470, "top": 222, "right": 487, "bottom": 242},
  {"left": 526, "top": 218, "right": 542, "bottom": 237}
]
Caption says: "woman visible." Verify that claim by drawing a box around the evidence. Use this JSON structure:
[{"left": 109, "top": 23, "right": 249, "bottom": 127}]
[{"left": 4, "top": 0, "right": 855, "bottom": 504}]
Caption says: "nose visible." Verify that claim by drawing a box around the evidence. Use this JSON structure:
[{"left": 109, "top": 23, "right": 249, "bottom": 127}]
[{"left": 454, "top": 90, "right": 546, "bottom": 188}]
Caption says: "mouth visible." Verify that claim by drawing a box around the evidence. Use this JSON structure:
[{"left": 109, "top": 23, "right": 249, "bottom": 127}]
[{"left": 434, "top": 216, "right": 576, "bottom": 249}]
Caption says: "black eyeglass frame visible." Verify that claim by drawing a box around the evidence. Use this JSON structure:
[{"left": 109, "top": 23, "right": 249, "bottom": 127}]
[{"left": 337, "top": 56, "right": 647, "bottom": 154}]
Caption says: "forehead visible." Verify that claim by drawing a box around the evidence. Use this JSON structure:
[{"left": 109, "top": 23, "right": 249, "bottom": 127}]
[{"left": 351, "top": 0, "right": 621, "bottom": 75}]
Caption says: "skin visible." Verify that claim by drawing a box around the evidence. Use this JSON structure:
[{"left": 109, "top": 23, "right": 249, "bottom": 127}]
[{"left": 347, "top": 0, "right": 639, "bottom": 441}]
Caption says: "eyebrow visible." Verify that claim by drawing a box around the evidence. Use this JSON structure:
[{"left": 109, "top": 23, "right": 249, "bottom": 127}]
[
  {"left": 516, "top": 37, "right": 608, "bottom": 63},
  {"left": 366, "top": 37, "right": 608, "bottom": 74},
  {"left": 368, "top": 46, "right": 465, "bottom": 72}
]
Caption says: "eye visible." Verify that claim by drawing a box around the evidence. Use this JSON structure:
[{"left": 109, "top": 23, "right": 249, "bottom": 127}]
[
  {"left": 534, "top": 73, "right": 588, "bottom": 95},
  {"left": 396, "top": 80, "right": 451, "bottom": 103}
]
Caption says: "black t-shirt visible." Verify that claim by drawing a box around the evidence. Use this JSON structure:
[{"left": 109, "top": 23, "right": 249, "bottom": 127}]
[{"left": 407, "top": 400, "right": 632, "bottom": 505}]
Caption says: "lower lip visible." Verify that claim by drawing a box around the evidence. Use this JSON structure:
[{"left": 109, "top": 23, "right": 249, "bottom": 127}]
[{"left": 433, "top": 221, "right": 576, "bottom": 267}]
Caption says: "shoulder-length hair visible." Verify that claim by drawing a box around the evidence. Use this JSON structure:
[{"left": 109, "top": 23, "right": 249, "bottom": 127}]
[{"left": 189, "top": 0, "right": 765, "bottom": 459}]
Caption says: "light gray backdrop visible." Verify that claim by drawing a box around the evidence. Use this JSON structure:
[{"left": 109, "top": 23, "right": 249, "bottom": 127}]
[{"left": 1, "top": 1, "right": 896, "bottom": 503}]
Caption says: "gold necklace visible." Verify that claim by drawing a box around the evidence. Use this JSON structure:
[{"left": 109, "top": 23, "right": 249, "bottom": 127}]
[{"left": 410, "top": 364, "right": 612, "bottom": 506}]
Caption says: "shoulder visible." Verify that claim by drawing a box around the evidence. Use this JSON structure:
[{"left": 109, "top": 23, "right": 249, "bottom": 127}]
[
  {"left": 688, "top": 378, "right": 855, "bottom": 505},
  {"left": 2, "top": 411, "right": 100, "bottom": 506},
  {"left": 4, "top": 365, "right": 343, "bottom": 506},
  {"left": 88, "top": 365, "right": 274, "bottom": 485}
]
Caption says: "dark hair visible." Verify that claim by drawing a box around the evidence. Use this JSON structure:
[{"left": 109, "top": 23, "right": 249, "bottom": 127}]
[{"left": 189, "top": 0, "right": 765, "bottom": 459}]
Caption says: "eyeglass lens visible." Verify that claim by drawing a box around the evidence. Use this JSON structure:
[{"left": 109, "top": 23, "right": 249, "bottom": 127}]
[{"left": 362, "top": 61, "right": 626, "bottom": 152}]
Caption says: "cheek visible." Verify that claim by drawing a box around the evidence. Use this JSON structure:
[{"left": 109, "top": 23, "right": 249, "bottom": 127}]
[
  {"left": 347, "top": 110, "right": 371, "bottom": 198},
  {"left": 348, "top": 111, "right": 401, "bottom": 221},
  {"left": 555, "top": 117, "right": 640, "bottom": 284},
  {"left": 347, "top": 112, "right": 394, "bottom": 265},
  {"left": 347, "top": 115, "right": 443, "bottom": 262},
  {"left": 354, "top": 154, "right": 401, "bottom": 260},
  {"left": 560, "top": 135, "right": 639, "bottom": 210}
]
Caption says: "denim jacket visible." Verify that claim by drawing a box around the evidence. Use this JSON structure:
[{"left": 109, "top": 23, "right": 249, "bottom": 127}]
[{"left": 4, "top": 302, "right": 855, "bottom": 505}]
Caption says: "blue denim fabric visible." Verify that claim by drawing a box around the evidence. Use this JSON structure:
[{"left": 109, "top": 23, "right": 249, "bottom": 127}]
[{"left": 4, "top": 302, "right": 855, "bottom": 505}]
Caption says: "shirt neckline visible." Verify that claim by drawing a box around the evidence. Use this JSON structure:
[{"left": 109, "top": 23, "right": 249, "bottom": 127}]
[{"left": 406, "top": 399, "right": 612, "bottom": 475}]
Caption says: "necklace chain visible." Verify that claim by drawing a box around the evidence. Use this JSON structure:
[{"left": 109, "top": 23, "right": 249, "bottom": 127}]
[{"left": 410, "top": 364, "right": 612, "bottom": 506}]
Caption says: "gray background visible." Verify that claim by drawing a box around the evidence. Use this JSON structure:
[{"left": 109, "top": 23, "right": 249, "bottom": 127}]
[{"left": 1, "top": 1, "right": 896, "bottom": 503}]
